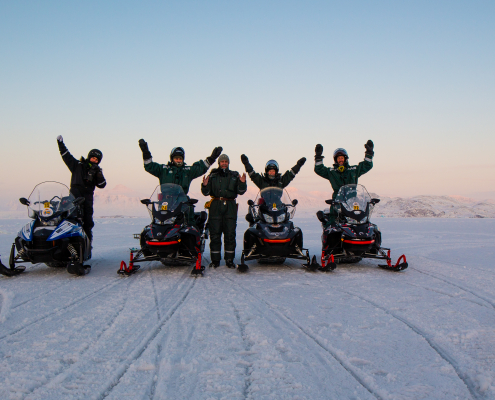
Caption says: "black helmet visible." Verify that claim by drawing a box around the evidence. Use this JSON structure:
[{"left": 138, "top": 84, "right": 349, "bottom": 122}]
[
  {"left": 333, "top": 148, "right": 348, "bottom": 163},
  {"left": 87, "top": 149, "right": 103, "bottom": 163},
  {"left": 265, "top": 159, "right": 279, "bottom": 174},
  {"left": 170, "top": 147, "right": 185, "bottom": 162}
]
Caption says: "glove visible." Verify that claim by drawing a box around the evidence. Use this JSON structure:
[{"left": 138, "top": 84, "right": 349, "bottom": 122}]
[
  {"left": 292, "top": 157, "right": 306, "bottom": 174},
  {"left": 240, "top": 154, "right": 253, "bottom": 173},
  {"left": 365, "top": 140, "right": 374, "bottom": 156},
  {"left": 57, "top": 135, "right": 63, "bottom": 142},
  {"left": 241, "top": 154, "right": 249, "bottom": 165},
  {"left": 206, "top": 146, "right": 223, "bottom": 165},
  {"left": 138, "top": 139, "right": 152, "bottom": 160},
  {"left": 315, "top": 144, "right": 324, "bottom": 160},
  {"left": 87, "top": 164, "right": 101, "bottom": 181}
]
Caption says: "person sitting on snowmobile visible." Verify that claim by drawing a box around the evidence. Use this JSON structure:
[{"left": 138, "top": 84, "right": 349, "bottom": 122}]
[
  {"left": 314, "top": 140, "right": 374, "bottom": 226},
  {"left": 138, "top": 140, "right": 222, "bottom": 194},
  {"left": 138, "top": 139, "right": 222, "bottom": 225},
  {"left": 57, "top": 135, "right": 106, "bottom": 243},
  {"left": 240, "top": 155, "right": 306, "bottom": 189},
  {"left": 201, "top": 154, "right": 247, "bottom": 269}
]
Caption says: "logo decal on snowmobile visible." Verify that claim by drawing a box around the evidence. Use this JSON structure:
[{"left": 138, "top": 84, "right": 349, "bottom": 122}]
[
  {"left": 272, "top": 203, "right": 277, "bottom": 211},
  {"left": 20, "top": 221, "right": 35, "bottom": 241},
  {"left": 41, "top": 208, "right": 53, "bottom": 217},
  {"left": 353, "top": 202, "right": 359, "bottom": 210},
  {"left": 161, "top": 203, "right": 168, "bottom": 211},
  {"left": 48, "top": 221, "right": 81, "bottom": 240},
  {"left": 44, "top": 202, "right": 50, "bottom": 208}
]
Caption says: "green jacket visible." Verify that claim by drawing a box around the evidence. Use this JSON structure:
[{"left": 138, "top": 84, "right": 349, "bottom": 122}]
[
  {"left": 315, "top": 155, "right": 373, "bottom": 198},
  {"left": 201, "top": 168, "right": 247, "bottom": 198},
  {"left": 144, "top": 158, "right": 210, "bottom": 195}
]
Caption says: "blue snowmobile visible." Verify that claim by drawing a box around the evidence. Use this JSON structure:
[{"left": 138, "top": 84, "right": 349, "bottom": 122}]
[{"left": 0, "top": 181, "right": 91, "bottom": 277}]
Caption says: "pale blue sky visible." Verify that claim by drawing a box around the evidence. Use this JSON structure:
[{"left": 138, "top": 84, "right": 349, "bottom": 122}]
[{"left": 1, "top": 1, "right": 494, "bottom": 201}]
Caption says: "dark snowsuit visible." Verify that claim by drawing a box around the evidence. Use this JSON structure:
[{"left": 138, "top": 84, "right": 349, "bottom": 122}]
[
  {"left": 143, "top": 156, "right": 211, "bottom": 225},
  {"left": 243, "top": 161, "right": 298, "bottom": 189},
  {"left": 58, "top": 142, "right": 106, "bottom": 241},
  {"left": 201, "top": 168, "right": 247, "bottom": 262},
  {"left": 315, "top": 154, "right": 373, "bottom": 224}
]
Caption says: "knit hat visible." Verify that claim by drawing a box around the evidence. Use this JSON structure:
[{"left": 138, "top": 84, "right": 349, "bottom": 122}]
[{"left": 218, "top": 154, "right": 230, "bottom": 164}]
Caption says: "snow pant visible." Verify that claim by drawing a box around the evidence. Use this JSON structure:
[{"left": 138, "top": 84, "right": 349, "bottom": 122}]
[
  {"left": 323, "top": 208, "right": 338, "bottom": 228},
  {"left": 207, "top": 200, "right": 238, "bottom": 262},
  {"left": 72, "top": 188, "right": 95, "bottom": 242}
]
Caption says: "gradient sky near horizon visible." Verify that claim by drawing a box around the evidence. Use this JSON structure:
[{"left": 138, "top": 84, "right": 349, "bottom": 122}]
[{"left": 1, "top": 1, "right": 494, "bottom": 202}]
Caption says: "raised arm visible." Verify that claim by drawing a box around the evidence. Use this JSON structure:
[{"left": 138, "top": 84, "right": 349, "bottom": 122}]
[{"left": 57, "top": 136, "right": 79, "bottom": 172}]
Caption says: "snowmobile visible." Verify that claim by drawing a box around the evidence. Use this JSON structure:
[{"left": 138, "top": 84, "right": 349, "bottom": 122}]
[
  {"left": 237, "top": 187, "right": 312, "bottom": 272},
  {"left": 314, "top": 184, "right": 407, "bottom": 272},
  {"left": 0, "top": 181, "right": 91, "bottom": 277},
  {"left": 119, "top": 183, "right": 208, "bottom": 276}
]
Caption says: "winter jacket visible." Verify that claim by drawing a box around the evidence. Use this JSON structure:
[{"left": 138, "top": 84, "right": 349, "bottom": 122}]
[
  {"left": 58, "top": 141, "right": 106, "bottom": 197},
  {"left": 314, "top": 155, "right": 373, "bottom": 198},
  {"left": 144, "top": 158, "right": 210, "bottom": 195},
  {"left": 201, "top": 168, "right": 247, "bottom": 198}
]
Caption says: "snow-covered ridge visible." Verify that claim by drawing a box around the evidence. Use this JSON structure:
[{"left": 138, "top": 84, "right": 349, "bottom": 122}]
[{"left": 2, "top": 185, "right": 495, "bottom": 218}]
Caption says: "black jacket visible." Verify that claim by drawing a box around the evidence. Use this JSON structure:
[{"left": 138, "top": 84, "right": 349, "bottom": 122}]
[{"left": 58, "top": 142, "right": 106, "bottom": 197}]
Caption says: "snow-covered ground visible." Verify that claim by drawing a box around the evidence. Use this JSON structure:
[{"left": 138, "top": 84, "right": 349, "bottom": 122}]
[{"left": 0, "top": 217, "right": 494, "bottom": 399}]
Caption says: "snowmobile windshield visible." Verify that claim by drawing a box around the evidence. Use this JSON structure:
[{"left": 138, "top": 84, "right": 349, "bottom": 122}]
[
  {"left": 147, "top": 184, "right": 189, "bottom": 222},
  {"left": 335, "top": 184, "right": 372, "bottom": 224},
  {"left": 26, "top": 181, "right": 76, "bottom": 220},
  {"left": 253, "top": 187, "right": 296, "bottom": 222}
]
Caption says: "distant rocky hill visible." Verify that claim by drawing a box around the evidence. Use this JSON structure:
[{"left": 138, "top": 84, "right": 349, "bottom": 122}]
[{"left": 2, "top": 185, "right": 494, "bottom": 219}]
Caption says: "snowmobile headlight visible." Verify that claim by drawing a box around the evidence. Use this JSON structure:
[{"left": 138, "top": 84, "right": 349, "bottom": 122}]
[
  {"left": 41, "top": 217, "right": 61, "bottom": 226},
  {"left": 163, "top": 217, "right": 176, "bottom": 225},
  {"left": 262, "top": 214, "right": 274, "bottom": 223},
  {"left": 276, "top": 214, "right": 286, "bottom": 223}
]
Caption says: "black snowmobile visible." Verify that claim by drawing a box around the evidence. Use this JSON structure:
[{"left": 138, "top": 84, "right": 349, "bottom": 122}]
[
  {"left": 119, "top": 183, "right": 208, "bottom": 276},
  {"left": 314, "top": 184, "right": 407, "bottom": 272},
  {"left": 237, "top": 187, "right": 311, "bottom": 272},
  {"left": 0, "top": 181, "right": 91, "bottom": 277}
]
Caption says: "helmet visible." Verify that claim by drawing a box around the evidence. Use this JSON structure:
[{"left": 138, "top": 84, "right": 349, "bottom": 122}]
[
  {"left": 333, "top": 148, "right": 348, "bottom": 163},
  {"left": 170, "top": 147, "right": 185, "bottom": 162},
  {"left": 265, "top": 160, "right": 279, "bottom": 174},
  {"left": 87, "top": 149, "right": 103, "bottom": 163}
]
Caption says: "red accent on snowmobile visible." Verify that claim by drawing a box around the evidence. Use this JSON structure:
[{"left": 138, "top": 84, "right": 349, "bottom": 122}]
[
  {"left": 119, "top": 250, "right": 140, "bottom": 275},
  {"left": 342, "top": 239, "right": 375, "bottom": 245},
  {"left": 263, "top": 238, "right": 291, "bottom": 243},
  {"left": 191, "top": 251, "right": 205, "bottom": 275},
  {"left": 146, "top": 240, "right": 179, "bottom": 246},
  {"left": 379, "top": 250, "right": 408, "bottom": 271}
]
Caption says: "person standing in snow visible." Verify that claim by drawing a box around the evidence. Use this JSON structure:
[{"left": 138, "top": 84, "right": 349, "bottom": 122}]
[
  {"left": 57, "top": 135, "right": 106, "bottom": 243},
  {"left": 314, "top": 140, "right": 374, "bottom": 225},
  {"left": 239, "top": 155, "right": 306, "bottom": 189},
  {"left": 201, "top": 154, "right": 247, "bottom": 269}
]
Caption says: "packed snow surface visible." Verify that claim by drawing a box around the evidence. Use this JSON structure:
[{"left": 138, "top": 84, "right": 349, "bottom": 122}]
[{"left": 1, "top": 217, "right": 494, "bottom": 399}]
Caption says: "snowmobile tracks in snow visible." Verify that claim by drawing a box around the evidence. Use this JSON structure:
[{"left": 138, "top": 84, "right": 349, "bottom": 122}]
[
  {"left": 410, "top": 265, "right": 495, "bottom": 311},
  {"left": 220, "top": 273, "right": 392, "bottom": 400},
  {"left": 23, "top": 274, "right": 138, "bottom": 399},
  {"left": 93, "top": 276, "right": 197, "bottom": 400},
  {"left": 0, "top": 277, "right": 124, "bottom": 342},
  {"left": 341, "top": 289, "right": 481, "bottom": 400}
]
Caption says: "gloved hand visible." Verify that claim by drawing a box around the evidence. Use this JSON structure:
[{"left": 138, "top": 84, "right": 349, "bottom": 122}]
[
  {"left": 365, "top": 140, "right": 374, "bottom": 156},
  {"left": 292, "top": 157, "right": 306, "bottom": 174},
  {"left": 206, "top": 147, "right": 223, "bottom": 165},
  {"left": 138, "top": 139, "right": 152, "bottom": 160},
  {"left": 240, "top": 154, "right": 253, "bottom": 173},
  {"left": 87, "top": 163, "right": 101, "bottom": 181},
  {"left": 57, "top": 135, "right": 63, "bottom": 142},
  {"left": 315, "top": 144, "right": 324, "bottom": 160}
]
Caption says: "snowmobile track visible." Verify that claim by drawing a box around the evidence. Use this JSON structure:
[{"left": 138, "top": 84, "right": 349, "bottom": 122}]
[
  {"left": 149, "top": 265, "right": 162, "bottom": 320},
  {"left": 24, "top": 274, "right": 138, "bottom": 399},
  {"left": 93, "top": 276, "right": 197, "bottom": 400},
  {"left": 231, "top": 301, "right": 254, "bottom": 399},
  {"left": 410, "top": 265, "right": 495, "bottom": 311},
  {"left": 0, "top": 277, "right": 123, "bottom": 341},
  {"left": 342, "top": 289, "right": 480, "bottom": 400},
  {"left": 221, "top": 273, "right": 390, "bottom": 400}
]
